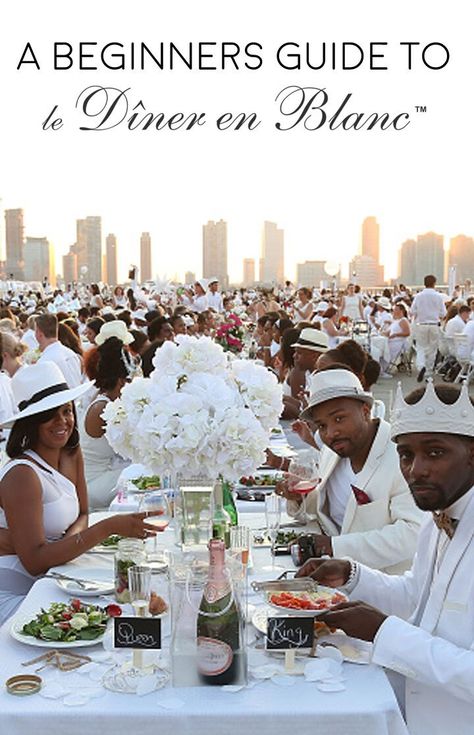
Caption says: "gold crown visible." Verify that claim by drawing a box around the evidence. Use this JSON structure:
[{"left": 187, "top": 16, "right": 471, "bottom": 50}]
[{"left": 390, "top": 379, "right": 474, "bottom": 439}]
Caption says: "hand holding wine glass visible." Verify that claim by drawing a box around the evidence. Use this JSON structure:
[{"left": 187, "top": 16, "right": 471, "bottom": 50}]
[{"left": 287, "top": 449, "right": 320, "bottom": 521}]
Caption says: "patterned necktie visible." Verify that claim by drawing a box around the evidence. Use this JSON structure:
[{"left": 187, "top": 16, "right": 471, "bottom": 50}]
[{"left": 432, "top": 511, "right": 458, "bottom": 539}]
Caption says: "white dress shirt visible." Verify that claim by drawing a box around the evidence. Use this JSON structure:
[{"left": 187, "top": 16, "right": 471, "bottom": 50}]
[
  {"left": 38, "top": 341, "right": 82, "bottom": 388},
  {"left": 445, "top": 314, "right": 467, "bottom": 337},
  {"left": 411, "top": 288, "right": 446, "bottom": 324},
  {"left": 207, "top": 291, "right": 223, "bottom": 313}
]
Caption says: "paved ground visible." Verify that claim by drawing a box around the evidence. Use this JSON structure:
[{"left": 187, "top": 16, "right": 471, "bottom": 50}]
[{"left": 373, "top": 364, "right": 474, "bottom": 418}]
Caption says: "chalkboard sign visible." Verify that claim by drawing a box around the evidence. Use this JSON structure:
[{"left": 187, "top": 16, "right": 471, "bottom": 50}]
[
  {"left": 113, "top": 617, "right": 161, "bottom": 650},
  {"left": 266, "top": 617, "right": 314, "bottom": 651}
]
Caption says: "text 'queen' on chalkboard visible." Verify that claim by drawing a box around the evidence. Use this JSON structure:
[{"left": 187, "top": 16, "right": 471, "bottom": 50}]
[
  {"left": 266, "top": 617, "right": 314, "bottom": 650},
  {"left": 114, "top": 617, "right": 161, "bottom": 650}
]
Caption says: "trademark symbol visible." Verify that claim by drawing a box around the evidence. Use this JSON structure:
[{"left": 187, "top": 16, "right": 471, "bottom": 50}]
[{"left": 415, "top": 106, "right": 427, "bottom": 113}]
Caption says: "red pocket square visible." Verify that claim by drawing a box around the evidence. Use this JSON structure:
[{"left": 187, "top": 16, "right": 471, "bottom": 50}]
[{"left": 351, "top": 485, "right": 371, "bottom": 505}]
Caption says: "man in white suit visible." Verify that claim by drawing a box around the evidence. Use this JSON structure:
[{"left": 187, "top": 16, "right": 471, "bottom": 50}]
[
  {"left": 297, "top": 380, "right": 474, "bottom": 735},
  {"left": 283, "top": 368, "right": 423, "bottom": 572}
]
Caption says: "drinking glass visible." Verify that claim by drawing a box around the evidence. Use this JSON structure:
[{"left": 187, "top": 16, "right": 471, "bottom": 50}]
[
  {"left": 230, "top": 525, "right": 251, "bottom": 582},
  {"left": 287, "top": 448, "right": 319, "bottom": 522},
  {"left": 230, "top": 526, "right": 251, "bottom": 568},
  {"left": 128, "top": 565, "right": 152, "bottom": 670},
  {"left": 140, "top": 490, "right": 171, "bottom": 550},
  {"left": 263, "top": 493, "right": 283, "bottom": 572}
]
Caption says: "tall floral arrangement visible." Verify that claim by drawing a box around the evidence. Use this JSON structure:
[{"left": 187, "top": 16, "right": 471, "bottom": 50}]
[
  {"left": 103, "top": 335, "right": 283, "bottom": 482},
  {"left": 215, "top": 313, "right": 245, "bottom": 353}
]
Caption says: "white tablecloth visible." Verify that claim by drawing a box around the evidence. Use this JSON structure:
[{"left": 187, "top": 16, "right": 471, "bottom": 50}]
[{"left": 0, "top": 513, "right": 408, "bottom": 735}]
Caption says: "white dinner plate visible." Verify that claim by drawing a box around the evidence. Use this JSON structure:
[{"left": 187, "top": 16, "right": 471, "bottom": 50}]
[
  {"left": 54, "top": 578, "right": 115, "bottom": 597},
  {"left": 265, "top": 586, "right": 347, "bottom": 617},
  {"left": 10, "top": 616, "right": 107, "bottom": 649}
]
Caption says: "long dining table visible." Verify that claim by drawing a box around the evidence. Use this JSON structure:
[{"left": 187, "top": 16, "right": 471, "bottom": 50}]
[
  {"left": 0, "top": 505, "right": 409, "bottom": 735},
  {"left": 0, "top": 423, "right": 409, "bottom": 734}
]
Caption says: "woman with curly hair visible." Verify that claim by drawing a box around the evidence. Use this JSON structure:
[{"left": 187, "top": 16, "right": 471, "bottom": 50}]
[{"left": 80, "top": 321, "right": 139, "bottom": 510}]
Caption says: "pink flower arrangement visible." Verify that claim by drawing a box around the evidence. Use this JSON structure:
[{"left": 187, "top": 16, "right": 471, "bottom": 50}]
[{"left": 216, "top": 313, "right": 245, "bottom": 353}]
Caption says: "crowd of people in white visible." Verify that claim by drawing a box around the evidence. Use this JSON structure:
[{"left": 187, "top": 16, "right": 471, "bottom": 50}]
[{"left": 0, "top": 272, "right": 473, "bottom": 733}]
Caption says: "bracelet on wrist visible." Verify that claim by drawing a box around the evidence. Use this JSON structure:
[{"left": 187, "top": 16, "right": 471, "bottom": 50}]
[{"left": 345, "top": 560, "right": 358, "bottom": 587}]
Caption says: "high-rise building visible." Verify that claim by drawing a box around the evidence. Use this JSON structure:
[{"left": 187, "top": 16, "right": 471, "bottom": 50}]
[
  {"left": 24, "top": 236, "right": 55, "bottom": 285},
  {"left": 76, "top": 216, "right": 102, "bottom": 283},
  {"left": 398, "top": 233, "right": 444, "bottom": 285},
  {"left": 449, "top": 234, "right": 474, "bottom": 283},
  {"left": 361, "top": 216, "right": 380, "bottom": 263},
  {"left": 5, "top": 208, "right": 24, "bottom": 280},
  {"left": 415, "top": 232, "right": 445, "bottom": 285},
  {"left": 202, "top": 219, "right": 228, "bottom": 287},
  {"left": 105, "top": 233, "right": 118, "bottom": 285},
  {"left": 185, "top": 271, "right": 196, "bottom": 285},
  {"left": 259, "top": 221, "right": 284, "bottom": 284},
  {"left": 296, "top": 260, "right": 338, "bottom": 287},
  {"left": 349, "top": 255, "right": 384, "bottom": 289},
  {"left": 398, "top": 239, "right": 417, "bottom": 285},
  {"left": 63, "top": 246, "right": 78, "bottom": 284},
  {"left": 242, "top": 258, "right": 255, "bottom": 287},
  {"left": 140, "top": 232, "right": 152, "bottom": 282}
]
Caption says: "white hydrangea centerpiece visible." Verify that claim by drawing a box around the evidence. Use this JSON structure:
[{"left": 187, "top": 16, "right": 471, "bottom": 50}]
[{"left": 103, "top": 335, "right": 283, "bottom": 481}]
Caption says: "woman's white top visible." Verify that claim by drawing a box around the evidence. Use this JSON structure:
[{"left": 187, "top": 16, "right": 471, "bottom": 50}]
[
  {"left": 293, "top": 300, "right": 313, "bottom": 323},
  {"left": 0, "top": 450, "right": 79, "bottom": 624},
  {"left": 342, "top": 294, "right": 362, "bottom": 320},
  {"left": 80, "top": 395, "right": 129, "bottom": 509},
  {"left": 389, "top": 318, "right": 409, "bottom": 339},
  {"left": 322, "top": 319, "right": 339, "bottom": 349},
  {"left": 0, "top": 450, "right": 78, "bottom": 539},
  {"left": 80, "top": 395, "right": 128, "bottom": 478}
]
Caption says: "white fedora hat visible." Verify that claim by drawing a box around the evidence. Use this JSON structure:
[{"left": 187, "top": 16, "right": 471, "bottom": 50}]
[
  {"left": 291, "top": 328, "right": 329, "bottom": 353},
  {"left": 300, "top": 368, "right": 373, "bottom": 421},
  {"left": 0, "top": 362, "right": 93, "bottom": 428},
  {"left": 377, "top": 297, "right": 392, "bottom": 310},
  {"left": 95, "top": 320, "right": 133, "bottom": 346}
]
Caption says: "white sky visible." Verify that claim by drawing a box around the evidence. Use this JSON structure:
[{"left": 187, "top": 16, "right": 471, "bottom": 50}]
[{"left": 1, "top": 0, "right": 472, "bottom": 284}]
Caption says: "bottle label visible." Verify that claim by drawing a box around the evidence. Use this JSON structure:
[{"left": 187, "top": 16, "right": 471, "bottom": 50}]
[
  {"left": 197, "top": 636, "right": 233, "bottom": 675},
  {"left": 204, "top": 583, "right": 230, "bottom": 604}
]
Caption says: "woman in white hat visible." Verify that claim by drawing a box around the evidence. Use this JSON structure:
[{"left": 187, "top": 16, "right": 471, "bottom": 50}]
[
  {"left": 81, "top": 322, "right": 139, "bottom": 510},
  {"left": 0, "top": 361, "right": 158, "bottom": 625}
]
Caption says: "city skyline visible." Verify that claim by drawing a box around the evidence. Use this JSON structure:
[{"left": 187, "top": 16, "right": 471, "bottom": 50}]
[
  {"left": 1, "top": 1, "right": 473, "bottom": 288},
  {"left": 2, "top": 203, "right": 473, "bottom": 287}
]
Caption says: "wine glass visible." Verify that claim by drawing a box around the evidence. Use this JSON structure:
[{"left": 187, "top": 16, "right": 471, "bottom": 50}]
[
  {"left": 139, "top": 490, "right": 171, "bottom": 550},
  {"left": 287, "top": 448, "right": 319, "bottom": 522},
  {"left": 263, "top": 493, "right": 283, "bottom": 573}
]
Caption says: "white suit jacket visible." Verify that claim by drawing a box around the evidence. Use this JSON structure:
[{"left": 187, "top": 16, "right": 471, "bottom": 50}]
[
  {"left": 288, "top": 419, "right": 424, "bottom": 573},
  {"left": 352, "top": 487, "right": 474, "bottom": 735}
]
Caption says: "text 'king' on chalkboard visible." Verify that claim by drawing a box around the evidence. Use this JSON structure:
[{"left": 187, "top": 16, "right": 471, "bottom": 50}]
[
  {"left": 266, "top": 617, "right": 314, "bottom": 650},
  {"left": 114, "top": 617, "right": 161, "bottom": 650}
]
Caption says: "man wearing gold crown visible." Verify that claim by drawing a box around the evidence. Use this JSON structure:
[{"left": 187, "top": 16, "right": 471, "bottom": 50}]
[{"left": 297, "top": 380, "right": 474, "bottom": 735}]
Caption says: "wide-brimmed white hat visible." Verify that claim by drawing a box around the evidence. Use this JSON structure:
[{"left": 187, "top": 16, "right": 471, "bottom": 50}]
[
  {"left": 95, "top": 320, "right": 134, "bottom": 346},
  {"left": 377, "top": 297, "right": 392, "bottom": 310},
  {"left": 0, "top": 362, "right": 93, "bottom": 428},
  {"left": 195, "top": 278, "right": 208, "bottom": 292},
  {"left": 315, "top": 301, "right": 329, "bottom": 312},
  {"left": 291, "top": 328, "right": 329, "bottom": 353},
  {"left": 131, "top": 309, "right": 148, "bottom": 322},
  {"left": 207, "top": 277, "right": 219, "bottom": 286},
  {"left": 300, "top": 369, "right": 373, "bottom": 421}
]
